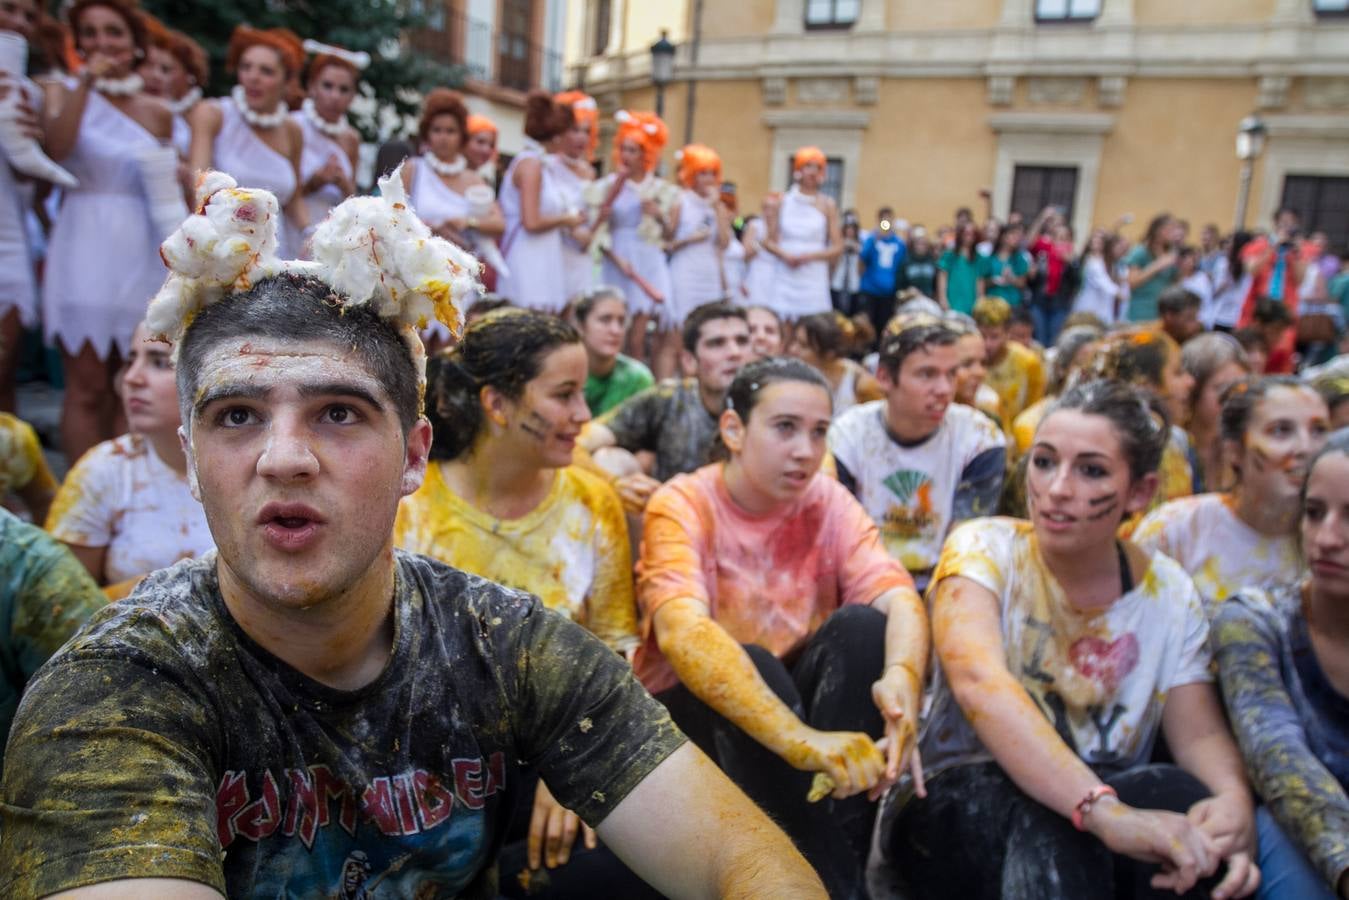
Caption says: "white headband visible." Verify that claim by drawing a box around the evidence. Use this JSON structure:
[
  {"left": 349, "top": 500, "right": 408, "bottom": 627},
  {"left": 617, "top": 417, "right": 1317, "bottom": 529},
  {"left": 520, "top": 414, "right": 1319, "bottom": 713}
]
[{"left": 302, "top": 38, "right": 371, "bottom": 71}]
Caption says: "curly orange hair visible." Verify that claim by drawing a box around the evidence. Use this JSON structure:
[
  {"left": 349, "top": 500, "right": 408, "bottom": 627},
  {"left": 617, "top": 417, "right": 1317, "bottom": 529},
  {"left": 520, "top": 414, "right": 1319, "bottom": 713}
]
[
  {"left": 226, "top": 24, "right": 304, "bottom": 76},
  {"left": 792, "top": 145, "right": 827, "bottom": 172},
  {"left": 612, "top": 109, "right": 667, "bottom": 173},
  {"left": 676, "top": 144, "right": 721, "bottom": 189},
  {"left": 555, "top": 90, "right": 599, "bottom": 159}
]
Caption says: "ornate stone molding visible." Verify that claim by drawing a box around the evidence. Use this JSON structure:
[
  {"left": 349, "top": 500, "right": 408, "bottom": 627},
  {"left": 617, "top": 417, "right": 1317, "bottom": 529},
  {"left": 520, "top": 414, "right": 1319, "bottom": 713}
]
[
  {"left": 854, "top": 75, "right": 879, "bottom": 106},
  {"left": 1097, "top": 75, "right": 1127, "bottom": 107},
  {"left": 796, "top": 77, "right": 850, "bottom": 105},
  {"left": 988, "top": 75, "right": 1015, "bottom": 107},
  {"left": 762, "top": 76, "right": 788, "bottom": 106},
  {"left": 1258, "top": 75, "right": 1292, "bottom": 110},
  {"left": 1303, "top": 78, "right": 1349, "bottom": 110},
  {"left": 988, "top": 111, "right": 1115, "bottom": 135},
  {"left": 1027, "top": 77, "right": 1086, "bottom": 106},
  {"left": 762, "top": 109, "right": 872, "bottom": 129}
]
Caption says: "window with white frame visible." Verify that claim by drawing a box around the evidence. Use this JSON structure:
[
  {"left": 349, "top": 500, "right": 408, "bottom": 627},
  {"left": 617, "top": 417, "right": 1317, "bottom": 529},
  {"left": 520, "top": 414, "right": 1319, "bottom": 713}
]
[
  {"left": 1035, "top": 0, "right": 1101, "bottom": 22},
  {"left": 805, "top": 0, "right": 859, "bottom": 29}
]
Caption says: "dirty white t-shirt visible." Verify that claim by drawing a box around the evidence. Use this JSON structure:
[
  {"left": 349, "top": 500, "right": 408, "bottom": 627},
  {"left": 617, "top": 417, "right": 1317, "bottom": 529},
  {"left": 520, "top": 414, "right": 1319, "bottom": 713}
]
[
  {"left": 46, "top": 434, "right": 212, "bottom": 584},
  {"left": 1132, "top": 492, "right": 1299, "bottom": 613},
  {"left": 919, "top": 517, "right": 1211, "bottom": 783},
  {"left": 828, "top": 401, "right": 1006, "bottom": 578}
]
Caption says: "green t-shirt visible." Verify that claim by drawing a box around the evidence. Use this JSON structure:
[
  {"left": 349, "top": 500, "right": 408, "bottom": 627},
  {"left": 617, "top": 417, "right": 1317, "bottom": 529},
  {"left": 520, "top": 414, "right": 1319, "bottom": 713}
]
[
  {"left": 938, "top": 250, "right": 981, "bottom": 314},
  {"left": 981, "top": 251, "right": 1029, "bottom": 306},
  {"left": 1123, "top": 245, "right": 1176, "bottom": 322},
  {"left": 585, "top": 354, "right": 655, "bottom": 417},
  {"left": 0, "top": 552, "right": 685, "bottom": 899},
  {"left": 0, "top": 509, "right": 106, "bottom": 759}
]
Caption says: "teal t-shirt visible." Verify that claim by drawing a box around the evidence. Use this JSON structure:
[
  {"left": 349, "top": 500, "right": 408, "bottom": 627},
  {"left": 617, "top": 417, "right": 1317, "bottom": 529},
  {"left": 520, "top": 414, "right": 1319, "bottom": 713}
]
[
  {"left": 981, "top": 251, "right": 1029, "bottom": 305},
  {"left": 939, "top": 250, "right": 982, "bottom": 315},
  {"left": 0, "top": 509, "right": 107, "bottom": 757},
  {"left": 585, "top": 354, "right": 655, "bottom": 417},
  {"left": 1123, "top": 245, "right": 1176, "bottom": 321}
]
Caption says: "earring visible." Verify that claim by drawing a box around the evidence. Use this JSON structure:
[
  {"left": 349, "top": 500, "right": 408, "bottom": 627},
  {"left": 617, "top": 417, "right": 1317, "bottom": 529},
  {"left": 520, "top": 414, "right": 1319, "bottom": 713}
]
[{"left": 134, "top": 48, "right": 145, "bottom": 60}]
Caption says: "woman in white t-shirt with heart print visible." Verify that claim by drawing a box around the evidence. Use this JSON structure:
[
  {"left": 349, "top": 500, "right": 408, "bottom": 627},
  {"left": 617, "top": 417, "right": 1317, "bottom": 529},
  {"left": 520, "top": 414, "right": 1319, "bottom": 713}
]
[{"left": 872, "top": 379, "right": 1260, "bottom": 900}]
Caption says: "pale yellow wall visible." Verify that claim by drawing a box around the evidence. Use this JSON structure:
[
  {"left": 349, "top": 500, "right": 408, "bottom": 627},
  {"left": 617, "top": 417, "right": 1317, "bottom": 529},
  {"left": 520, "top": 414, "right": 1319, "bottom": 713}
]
[
  {"left": 1133, "top": 0, "right": 1275, "bottom": 26},
  {"left": 593, "top": 74, "right": 1279, "bottom": 238},
  {"left": 1093, "top": 78, "right": 1263, "bottom": 238},
  {"left": 699, "top": 0, "right": 777, "bottom": 39},
  {"left": 618, "top": 0, "right": 689, "bottom": 54},
  {"left": 884, "top": 0, "right": 1003, "bottom": 32},
  {"left": 674, "top": 80, "right": 775, "bottom": 204},
  {"left": 855, "top": 78, "right": 996, "bottom": 226}
]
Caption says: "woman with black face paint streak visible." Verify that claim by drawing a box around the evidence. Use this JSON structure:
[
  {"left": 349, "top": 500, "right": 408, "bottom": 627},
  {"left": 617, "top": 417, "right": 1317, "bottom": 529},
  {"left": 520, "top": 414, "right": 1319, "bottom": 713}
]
[{"left": 875, "top": 379, "right": 1260, "bottom": 900}]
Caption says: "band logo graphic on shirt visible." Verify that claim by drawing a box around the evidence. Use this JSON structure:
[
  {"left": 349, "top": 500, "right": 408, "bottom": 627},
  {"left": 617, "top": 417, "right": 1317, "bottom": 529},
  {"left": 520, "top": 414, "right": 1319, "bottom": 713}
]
[
  {"left": 881, "top": 470, "right": 937, "bottom": 540},
  {"left": 216, "top": 753, "right": 506, "bottom": 849}
]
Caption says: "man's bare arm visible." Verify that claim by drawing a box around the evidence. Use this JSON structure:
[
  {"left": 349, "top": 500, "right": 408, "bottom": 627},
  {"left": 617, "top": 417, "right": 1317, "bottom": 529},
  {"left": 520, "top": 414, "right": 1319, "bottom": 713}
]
[
  {"left": 50, "top": 879, "right": 223, "bottom": 899},
  {"left": 597, "top": 742, "right": 827, "bottom": 899}
]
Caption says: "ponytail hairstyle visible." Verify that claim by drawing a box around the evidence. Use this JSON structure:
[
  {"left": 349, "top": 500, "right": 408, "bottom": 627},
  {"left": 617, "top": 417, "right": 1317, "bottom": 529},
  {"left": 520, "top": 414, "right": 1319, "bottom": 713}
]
[
  {"left": 1044, "top": 380, "right": 1169, "bottom": 483},
  {"left": 427, "top": 309, "right": 580, "bottom": 460},
  {"left": 572, "top": 285, "right": 626, "bottom": 325},
  {"left": 795, "top": 311, "right": 855, "bottom": 362},
  {"left": 1046, "top": 325, "right": 1104, "bottom": 396},
  {"left": 711, "top": 356, "right": 830, "bottom": 462},
  {"left": 1219, "top": 375, "right": 1325, "bottom": 484},
  {"left": 1078, "top": 328, "right": 1177, "bottom": 393},
  {"left": 523, "top": 89, "right": 573, "bottom": 143},
  {"left": 1181, "top": 331, "right": 1249, "bottom": 409}
]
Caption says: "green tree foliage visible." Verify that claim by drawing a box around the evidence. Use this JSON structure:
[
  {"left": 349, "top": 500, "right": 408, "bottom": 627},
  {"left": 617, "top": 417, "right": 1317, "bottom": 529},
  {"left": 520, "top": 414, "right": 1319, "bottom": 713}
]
[{"left": 137, "top": 0, "right": 462, "bottom": 140}]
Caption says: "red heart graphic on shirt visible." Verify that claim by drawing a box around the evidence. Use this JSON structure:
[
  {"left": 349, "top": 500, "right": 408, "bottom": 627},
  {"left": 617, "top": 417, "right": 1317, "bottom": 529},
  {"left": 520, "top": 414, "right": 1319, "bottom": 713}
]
[{"left": 1068, "top": 634, "right": 1140, "bottom": 694}]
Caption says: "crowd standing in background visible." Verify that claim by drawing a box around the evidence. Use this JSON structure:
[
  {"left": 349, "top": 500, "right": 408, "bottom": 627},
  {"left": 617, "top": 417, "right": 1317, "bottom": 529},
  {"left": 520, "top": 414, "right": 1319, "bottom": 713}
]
[{"left": 4, "top": 1, "right": 1349, "bottom": 898}]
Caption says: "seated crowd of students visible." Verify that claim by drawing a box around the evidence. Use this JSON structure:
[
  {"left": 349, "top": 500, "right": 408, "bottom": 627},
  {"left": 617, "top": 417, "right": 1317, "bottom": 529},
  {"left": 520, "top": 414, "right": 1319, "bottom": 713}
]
[{"left": 4, "top": 234, "right": 1349, "bottom": 898}]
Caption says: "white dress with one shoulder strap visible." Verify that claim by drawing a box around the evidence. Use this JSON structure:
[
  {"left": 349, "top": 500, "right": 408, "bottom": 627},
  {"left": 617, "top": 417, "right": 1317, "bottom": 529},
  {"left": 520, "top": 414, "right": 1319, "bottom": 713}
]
[
  {"left": 498, "top": 146, "right": 569, "bottom": 313},
  {"left": 212, "top": 98, "right": 298, "bottom": 257},
  {"left": 772, "top": 186, "right": 832, "bottom": 320},
  {"left": 42, "top": 83, "right": 163, "bottom": 358}
]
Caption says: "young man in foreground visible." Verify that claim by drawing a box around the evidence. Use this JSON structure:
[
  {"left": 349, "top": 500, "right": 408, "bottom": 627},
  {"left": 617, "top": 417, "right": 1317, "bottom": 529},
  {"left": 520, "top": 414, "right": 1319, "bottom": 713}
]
[{"left": 0, "top": 174, "right": 825, "bottom": 900}]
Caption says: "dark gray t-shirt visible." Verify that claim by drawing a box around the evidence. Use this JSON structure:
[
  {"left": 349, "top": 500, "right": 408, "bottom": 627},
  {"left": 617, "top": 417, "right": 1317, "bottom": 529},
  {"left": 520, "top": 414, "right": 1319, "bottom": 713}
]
[
  {"left": 598, "top": 377, "right": 720, "bottom": 482},
  {"left": 0, "top": 551, "right": 684, "bottom": 899}
]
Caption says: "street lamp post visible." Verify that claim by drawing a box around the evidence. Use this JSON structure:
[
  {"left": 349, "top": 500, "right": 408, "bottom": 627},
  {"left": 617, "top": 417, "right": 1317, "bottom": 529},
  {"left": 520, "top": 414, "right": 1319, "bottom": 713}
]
[
  {"left": 1234, "top": 115, "right": 1267, "bottom": 232},
  {"left": 650, "top": 29, "right": 675, "bottom": 119}
]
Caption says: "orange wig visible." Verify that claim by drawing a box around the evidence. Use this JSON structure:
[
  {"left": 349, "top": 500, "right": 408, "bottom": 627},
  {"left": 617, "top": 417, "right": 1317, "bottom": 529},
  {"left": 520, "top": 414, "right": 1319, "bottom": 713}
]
[
  {"left": 467, "top": 114, "right": 498, "bottom": 138},
  {"left": 676, "top": 144, "right": 721, "bottom": 189},
  {"left": 612, "top": 109, "right": 667, "bottom": 173},
  {"left": 554, "top": 90, "right": 599, "bottom": 159},
  {"left": 787, "top": 146, "right": 820, "bottom": 172},
  {"left": 226, "top": 24, "right": 304, "bottom": 76},
  {"left": 792, "top": 145, "right": 827, "bottom": 172}
]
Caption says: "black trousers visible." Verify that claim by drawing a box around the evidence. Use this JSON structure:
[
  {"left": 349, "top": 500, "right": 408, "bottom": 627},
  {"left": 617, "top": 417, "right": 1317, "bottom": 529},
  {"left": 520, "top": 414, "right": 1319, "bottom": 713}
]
[
  {"left": 656, "top": 604, "right": 888, "bottom": 899},
  {"left": 885, "top": 760, "right": 1221, "bottom": 900},
  {"left": 863, "top": 291, "right": 898, "bottom": 341}
]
